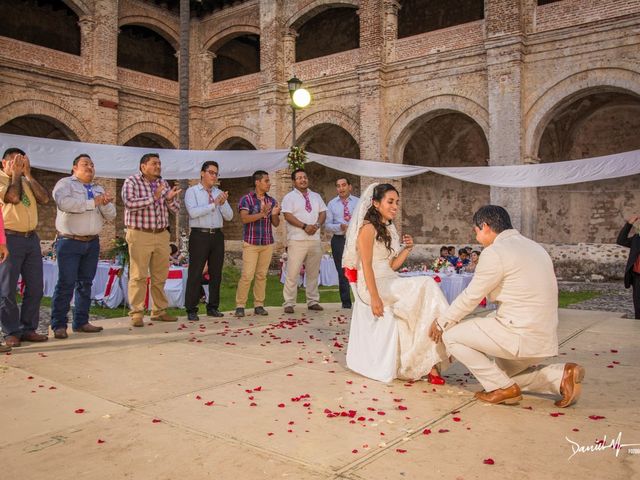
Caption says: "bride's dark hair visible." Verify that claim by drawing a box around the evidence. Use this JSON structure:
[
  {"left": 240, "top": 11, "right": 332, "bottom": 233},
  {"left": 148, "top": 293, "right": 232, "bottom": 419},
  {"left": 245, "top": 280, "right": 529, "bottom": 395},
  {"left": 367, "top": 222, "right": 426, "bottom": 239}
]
[{"left": 364, "top": 183, "right": 398, "bottom": 252}]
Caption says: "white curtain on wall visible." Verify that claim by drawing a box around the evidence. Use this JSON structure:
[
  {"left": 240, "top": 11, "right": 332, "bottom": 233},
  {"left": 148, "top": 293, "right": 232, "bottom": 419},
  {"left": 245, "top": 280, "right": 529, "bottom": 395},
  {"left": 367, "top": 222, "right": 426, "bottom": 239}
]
[{"left": 1, "top": 132, "right": 639, "bottom": 187}]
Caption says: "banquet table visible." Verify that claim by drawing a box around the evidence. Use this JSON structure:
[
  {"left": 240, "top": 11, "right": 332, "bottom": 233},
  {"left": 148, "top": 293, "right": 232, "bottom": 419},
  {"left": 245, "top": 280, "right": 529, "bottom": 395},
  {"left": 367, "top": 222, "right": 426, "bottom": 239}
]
[
  {"left": 280, "top": 254, "right": 339, "bottom": 287},
  {"left": 40, "top": 259, "right": 188, "bottom": 308},
  {"left": 398, "top": 270, "right": 474, "bottom": 304}
]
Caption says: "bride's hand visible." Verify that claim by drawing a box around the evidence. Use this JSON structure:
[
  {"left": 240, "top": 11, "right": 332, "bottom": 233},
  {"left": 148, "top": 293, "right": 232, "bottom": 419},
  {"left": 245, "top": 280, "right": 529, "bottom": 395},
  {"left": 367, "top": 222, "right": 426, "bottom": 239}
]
[
  {"left": 429, "top": 320, "right": 443, "bottom": 343},
  {"left": 371, "top": 295, "right": 384, "bottom": 317}
]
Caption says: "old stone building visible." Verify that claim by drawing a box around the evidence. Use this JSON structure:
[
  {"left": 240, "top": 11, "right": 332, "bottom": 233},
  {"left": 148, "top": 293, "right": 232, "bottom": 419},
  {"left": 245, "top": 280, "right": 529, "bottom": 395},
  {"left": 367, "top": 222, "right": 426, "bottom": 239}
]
[{"left": 1, "top": 0, "right": 639, "bottom": 278}]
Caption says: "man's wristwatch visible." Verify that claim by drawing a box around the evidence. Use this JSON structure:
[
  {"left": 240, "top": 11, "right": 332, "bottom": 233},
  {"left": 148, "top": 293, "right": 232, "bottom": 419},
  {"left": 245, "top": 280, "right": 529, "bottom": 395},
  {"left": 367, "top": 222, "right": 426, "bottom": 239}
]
[{"left": 302, "top": 223, "right": 307, "bottom": 230}]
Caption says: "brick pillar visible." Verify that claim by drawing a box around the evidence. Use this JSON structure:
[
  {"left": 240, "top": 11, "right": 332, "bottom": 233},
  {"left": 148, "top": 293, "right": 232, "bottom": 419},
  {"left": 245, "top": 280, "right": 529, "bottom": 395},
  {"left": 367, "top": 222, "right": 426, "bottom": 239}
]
[
  {"left": 259, "top": 0, "right": 288, "bottom": 250},
  {"left": 84, "top": 0, "right": 119, "bottom": 251},
  {"left": 485, "top": 0, "right": 537, "bottom": 238}
]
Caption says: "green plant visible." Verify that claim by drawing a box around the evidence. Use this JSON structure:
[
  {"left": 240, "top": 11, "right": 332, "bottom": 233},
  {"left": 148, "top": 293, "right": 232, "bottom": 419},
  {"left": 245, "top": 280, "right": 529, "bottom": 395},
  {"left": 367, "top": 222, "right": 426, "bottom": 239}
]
[
  {"left": 287, "top": 146, "right": 307, "bottom": 171},
  {"left": 105, "top": 236, "right": 129, "bottom": 271}
]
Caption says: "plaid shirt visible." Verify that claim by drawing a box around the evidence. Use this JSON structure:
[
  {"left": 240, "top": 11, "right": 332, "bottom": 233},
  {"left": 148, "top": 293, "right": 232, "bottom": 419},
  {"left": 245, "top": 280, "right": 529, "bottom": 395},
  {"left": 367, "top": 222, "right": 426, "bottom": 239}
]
[
  {"left": 238, "top": 191, "right": 276, "bottom": 245},
  {"left": 122, "top": 173, "right": 180, "bottom": 230}
]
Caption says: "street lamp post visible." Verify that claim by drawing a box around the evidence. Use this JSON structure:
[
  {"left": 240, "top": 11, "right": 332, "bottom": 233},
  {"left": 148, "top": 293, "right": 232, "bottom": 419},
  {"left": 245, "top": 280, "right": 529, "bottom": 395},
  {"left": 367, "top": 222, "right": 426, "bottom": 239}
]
[{"left": 287, "top": 76, "right": 311, "bottom": 146}]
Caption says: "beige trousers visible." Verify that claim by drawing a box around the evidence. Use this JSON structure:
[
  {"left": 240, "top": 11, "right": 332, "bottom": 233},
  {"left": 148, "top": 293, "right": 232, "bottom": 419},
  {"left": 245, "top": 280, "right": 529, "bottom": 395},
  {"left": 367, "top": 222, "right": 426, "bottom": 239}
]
[
  {"left": 283, "top": 239, "right": 322, "bottom": 307},
  {"left": 443, "top": 316, "right": 565, "bottom": 394},
  {"left": 236, "top": 242, "right": 274, "bottom": 308},
  {"left": 126, "top": 228, "right": 170, "bottom": 317}
]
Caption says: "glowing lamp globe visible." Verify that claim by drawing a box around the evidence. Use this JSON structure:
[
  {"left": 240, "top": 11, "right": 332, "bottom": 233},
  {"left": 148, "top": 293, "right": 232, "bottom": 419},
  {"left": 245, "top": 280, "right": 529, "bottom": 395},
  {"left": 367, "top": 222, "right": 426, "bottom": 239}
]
[{"left": 292, "top": 88, "right": 311, "bottom": 108}]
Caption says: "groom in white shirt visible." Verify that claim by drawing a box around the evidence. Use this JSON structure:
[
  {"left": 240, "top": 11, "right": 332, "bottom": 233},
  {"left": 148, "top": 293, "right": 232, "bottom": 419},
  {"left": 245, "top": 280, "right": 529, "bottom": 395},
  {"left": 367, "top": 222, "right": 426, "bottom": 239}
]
[{"left": 430, "top": 205, "right": 585, "bottom": 408}]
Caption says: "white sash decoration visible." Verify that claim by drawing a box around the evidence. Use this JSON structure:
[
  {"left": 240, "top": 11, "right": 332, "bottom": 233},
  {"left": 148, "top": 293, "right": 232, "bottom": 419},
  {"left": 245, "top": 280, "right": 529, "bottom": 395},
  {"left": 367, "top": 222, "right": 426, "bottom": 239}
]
[{"left": 1, "top": 132, "right": 638, "bottom": 186}]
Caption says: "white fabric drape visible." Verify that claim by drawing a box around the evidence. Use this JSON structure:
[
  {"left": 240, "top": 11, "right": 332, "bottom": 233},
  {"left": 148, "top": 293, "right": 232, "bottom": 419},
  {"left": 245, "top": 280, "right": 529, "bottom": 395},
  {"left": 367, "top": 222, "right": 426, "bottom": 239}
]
[{"left": 1, "top": 132, "right": 638, "bottom": 186}]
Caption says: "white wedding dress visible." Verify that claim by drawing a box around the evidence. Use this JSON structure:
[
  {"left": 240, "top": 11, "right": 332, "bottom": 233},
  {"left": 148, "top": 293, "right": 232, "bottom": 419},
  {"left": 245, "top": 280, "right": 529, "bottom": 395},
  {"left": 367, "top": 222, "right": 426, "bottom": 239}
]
[{"left": 346, "top": 223, "right": 450, "bottom": 382}]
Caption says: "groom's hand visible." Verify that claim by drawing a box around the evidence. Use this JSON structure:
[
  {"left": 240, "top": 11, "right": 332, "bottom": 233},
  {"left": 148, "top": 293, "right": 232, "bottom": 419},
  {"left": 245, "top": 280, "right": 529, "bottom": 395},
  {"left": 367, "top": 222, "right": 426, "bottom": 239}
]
[{"left": 429, "top": 320, "right": 443, "bottom": 343}]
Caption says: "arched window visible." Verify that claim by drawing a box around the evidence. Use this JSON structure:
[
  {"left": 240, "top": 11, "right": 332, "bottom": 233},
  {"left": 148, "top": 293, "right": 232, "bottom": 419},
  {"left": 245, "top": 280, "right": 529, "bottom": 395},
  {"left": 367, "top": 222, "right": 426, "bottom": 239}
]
[
  {"left": 118, "top": 25, "right": 178, "bottom": 80},
  {"left": 398, "top": 0, "right": 484, "bottom": 39},
  {"left": 0, "top": 0, "right": 80, "bottom": 55},
  {"left": 212, "top": 34, "right": 260, "bottom": 82},
  {"left": 296, "top": 7, "right": 359, "bottom": 62}
]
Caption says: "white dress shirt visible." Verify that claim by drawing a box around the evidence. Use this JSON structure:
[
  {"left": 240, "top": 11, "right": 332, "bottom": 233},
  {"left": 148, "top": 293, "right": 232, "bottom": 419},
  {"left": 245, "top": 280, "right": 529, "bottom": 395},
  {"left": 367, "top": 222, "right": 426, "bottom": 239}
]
[
  {"left": 53, "top": 176, "right": 116, "bottom": 236},
  {"left": 281, "top": 188, "right": 327, "bottom": 241},
  {"left": 184, "top": 183, "right": 233, "bottom": 228},
  {"left": 325, "top": 195, "right": 359, "bottom": 235}
]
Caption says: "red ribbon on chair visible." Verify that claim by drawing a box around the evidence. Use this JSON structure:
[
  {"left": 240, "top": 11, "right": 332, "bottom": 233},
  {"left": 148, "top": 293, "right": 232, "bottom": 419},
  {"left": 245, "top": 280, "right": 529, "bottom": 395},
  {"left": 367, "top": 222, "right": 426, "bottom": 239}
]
[
  {"left": 104, "top": 267, "right": 121, "bottom": 297},
  {"left": 144, "top": 277, "right": 150, "bottom": 310},
  {"left": 343, "top": 268, "right": 357, "bottom": 283},
  {"left": 167, "top": 269, "right": 183, "bottom": 279}
]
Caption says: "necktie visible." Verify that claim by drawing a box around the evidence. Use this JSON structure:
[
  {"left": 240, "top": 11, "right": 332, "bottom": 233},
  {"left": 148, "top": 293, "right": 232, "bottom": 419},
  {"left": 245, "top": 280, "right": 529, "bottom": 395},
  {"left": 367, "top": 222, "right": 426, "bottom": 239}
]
[
  {"left": 303, "top": 191, "right": 312, "bottom": 213},
  {"left": 341, "top": 198, "right": 351, "bottom": 222},
  {"left": 207, "top": 189, "right": 215, "bottom": 204},
  {"left": 83, "top": 183, "right": 94, "bottom": 200}
]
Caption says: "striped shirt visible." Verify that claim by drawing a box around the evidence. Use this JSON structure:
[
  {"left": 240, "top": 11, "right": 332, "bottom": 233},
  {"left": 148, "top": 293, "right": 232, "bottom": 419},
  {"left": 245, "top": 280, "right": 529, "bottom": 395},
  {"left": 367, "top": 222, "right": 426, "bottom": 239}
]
[
  {"left": 238, "top": 191, "right": 277, "bottom": 245},
  {"left": 121, "top": 173, "right": 180, "bottom": 230}
]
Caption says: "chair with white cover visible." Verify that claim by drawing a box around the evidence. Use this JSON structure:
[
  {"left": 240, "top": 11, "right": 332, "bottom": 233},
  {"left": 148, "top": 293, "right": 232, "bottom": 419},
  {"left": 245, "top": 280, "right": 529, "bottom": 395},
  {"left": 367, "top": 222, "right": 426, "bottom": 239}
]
[
  {"left": 95, "top": 267, "right": 125, "bottom": 309},
  {"left": 163, "top": 268, "right": 186, "bottom": 308},
  {"left": 344, "top": 268, "right": 399, "bottom": 383}
]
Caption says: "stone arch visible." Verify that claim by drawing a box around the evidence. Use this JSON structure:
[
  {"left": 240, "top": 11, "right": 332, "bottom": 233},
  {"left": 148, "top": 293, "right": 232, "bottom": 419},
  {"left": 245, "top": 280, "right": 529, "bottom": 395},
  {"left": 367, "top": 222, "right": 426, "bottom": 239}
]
[
  {"left": 207, "top": 125, "right": 260, "bottom": 150},
  {"left": 203, "top": 25, "right": 261, "bottom": 53},
  {"left": 284, "top": 109, "right": 360, "bottom": 147},
  {"left": 63, "top": 0, "right": 91, "bottom": 18},
  {"left": 286, "top": 0, "right": 360, "bottom": 30},
  {"left": 0, "top": 99, "right": 88, "bottom": 141},
  {"left": 387, "top": 94, "right": 488, "bottom": 164},
  {"left": 525, "top": 68, "right": 640, "bottom": 158},
  {"left": 118, "top": 122, "right": 178, "bottom": 148},
  {"left": 118, "top": 17, "right": 179, "bottom": 49}
]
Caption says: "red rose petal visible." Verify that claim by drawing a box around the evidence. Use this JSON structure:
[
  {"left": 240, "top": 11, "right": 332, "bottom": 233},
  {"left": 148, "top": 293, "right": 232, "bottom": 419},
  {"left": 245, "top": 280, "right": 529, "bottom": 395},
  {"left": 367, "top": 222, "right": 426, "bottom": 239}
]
[
  {"left": 267, "top": 432, "right": 274, "bottom": 436},
  {"left": 27, "top": 376, "right": 34, "bottom": 380},
  {"left": 398, "top": 405, "right": 408, "bottom": 411},
  {"left": 572, "top": 428, "right": 580, "bottom": 432},
  {"left": 204, "top": 401, "right": 214, "bottom": 406},
  {"left": 97, "top": 439, "right": 105, "bottom": 444},
  {"left": 438, "top": 429, "right": 449, "bottom": 433},
  {"left": 74, "top": 408, "right": 85, "bottom": 414},
  {"left": 483, "top": 458, "right": 495, "bottom": 465},
  {"left": 352, "top": 449, "right": 358, "bottom": 454},
  {"left": 452, "top": 417, "right": 461, "bottom": 422},
  {"left": 195, "top": 395, "right": 202, "bottom": 400},
  {"left": 396, "top": 449, "right": 407, "bottom": 453},
  {"left": 249, "top": 402, "right": 257, "bottom": 406},
  {"left": 423, "top": 429, "right": 432, "bottom": 435},
  {"left": 49, "top": 386, "right": 57, "bottom": 390},
  {"left": 152, "top": 418, "right": 161, "bottom": 423},
  {"left": 610, "top": 349, "right": 618, "bottom": 353},
  {"left": 588, "top": 415, "right": 606, "bottom": 420},
  {"left": 377, "top": 411, "right": 386, "bottom": 416},
  {"left": 278, "top": 403, "right": 285, "bottom": 408},
  {"left": 549, "top": 412, "right": 565, "bottom": 417},
  {"left": 253, "top": 386, "right": 262, "bottom": 391}
]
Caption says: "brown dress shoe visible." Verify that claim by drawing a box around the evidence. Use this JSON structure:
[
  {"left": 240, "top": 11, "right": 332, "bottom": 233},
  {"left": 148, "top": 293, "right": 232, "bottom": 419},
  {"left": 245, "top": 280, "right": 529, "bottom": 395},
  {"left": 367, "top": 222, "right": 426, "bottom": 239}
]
[
  {"left": 131, "top": 317, "right": 144, "bottom": 327},
  {"left": 73, "top": 323, "right": 103, "bottom": 333},
  {"left": 54, "top": 328, "right": 68, "bottom": 339},
  {"left": 475, "top": 384, "right": 522, "bottom": 405},
  {"left": 555, "top": 363, "right": 585, "bottom": 408},
  {"left": 284, "top": 306, "right": 294, "bottom": 314},
  {"left": 21, "top": 331, "right": 49, "bottom": 342},
  {"left": 0, "top": 343, "right": 11, "bottom": 353},
  {"left": 308, "top": 303, "right": 324, "bottom": 311},
  {"left": 150, "top": 313, "right": 177, "bottom": 322},
  {"left": 5, "top": 335, "right": 21, "bottom": 348}
]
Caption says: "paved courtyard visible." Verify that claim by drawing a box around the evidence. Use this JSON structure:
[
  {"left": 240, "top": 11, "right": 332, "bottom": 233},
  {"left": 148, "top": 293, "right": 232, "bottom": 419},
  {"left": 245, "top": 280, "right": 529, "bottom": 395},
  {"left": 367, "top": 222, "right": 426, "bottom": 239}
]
[{"left": 1, "top": 306, "right": 639, "bottom": 479}]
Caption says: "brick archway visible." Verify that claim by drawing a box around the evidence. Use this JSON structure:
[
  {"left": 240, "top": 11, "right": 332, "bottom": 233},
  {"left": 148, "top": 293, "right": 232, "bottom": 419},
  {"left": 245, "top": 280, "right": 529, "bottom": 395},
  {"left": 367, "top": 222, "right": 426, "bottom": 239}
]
[
  {"left": 286, "top": 0, "right": 360, "bottom": 30},
  {"left": 118, "top": 17, "right": 179, "bottom": 49},
  {"left": 203, "top": 25, "right": 261, "bottom": 53},
  {"left": 118, "top": 121, "right": 178, "bottom": 147},
  {"left": 207, "top": 126, "right": 259, "bottom": 150},
  {"left": 63, "top": 0, "right": 91, "bottom": 17},
  {"left": 0, "top": 100, "right": 88, "bottom": 141},
  {"left": 525, "top": 68, "right": 640, "bottom": 158},
  {"left": 386, "top": 94, "right": 489, "bottom": 164},
  {"left": 285, "top": 109, "right": 360, "bottom": 149}
]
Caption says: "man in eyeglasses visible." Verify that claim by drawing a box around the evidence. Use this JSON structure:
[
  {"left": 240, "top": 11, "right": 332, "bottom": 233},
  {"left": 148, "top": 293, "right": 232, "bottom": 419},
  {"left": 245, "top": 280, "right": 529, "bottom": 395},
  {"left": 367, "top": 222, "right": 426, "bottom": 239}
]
[{"left": 184, "top": 161, "right": 233, "bottom": 321}]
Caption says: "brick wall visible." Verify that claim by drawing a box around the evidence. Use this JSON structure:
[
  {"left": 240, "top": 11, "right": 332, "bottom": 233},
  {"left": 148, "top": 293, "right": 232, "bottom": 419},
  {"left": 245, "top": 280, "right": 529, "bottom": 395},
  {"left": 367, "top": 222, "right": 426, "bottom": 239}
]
[{"left": 536, "top": 0, "right": 640, "bottom": 32}]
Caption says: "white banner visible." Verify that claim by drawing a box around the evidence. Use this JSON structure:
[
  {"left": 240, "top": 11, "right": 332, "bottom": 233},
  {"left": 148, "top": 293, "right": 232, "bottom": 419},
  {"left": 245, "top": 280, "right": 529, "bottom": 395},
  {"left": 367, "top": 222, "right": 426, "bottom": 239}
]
[{"left": 1, "top": 132, "right": 639, "bottom": 187}]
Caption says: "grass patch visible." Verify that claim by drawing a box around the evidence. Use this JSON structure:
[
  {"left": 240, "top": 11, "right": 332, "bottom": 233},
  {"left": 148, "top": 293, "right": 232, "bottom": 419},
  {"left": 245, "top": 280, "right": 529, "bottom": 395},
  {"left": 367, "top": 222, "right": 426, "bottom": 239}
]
[
  {"left": 38, "top": 266, "right": 343, "bottom": 319},
  {"left": 558, "top": 290, "right": 601, "bottom": 308}
]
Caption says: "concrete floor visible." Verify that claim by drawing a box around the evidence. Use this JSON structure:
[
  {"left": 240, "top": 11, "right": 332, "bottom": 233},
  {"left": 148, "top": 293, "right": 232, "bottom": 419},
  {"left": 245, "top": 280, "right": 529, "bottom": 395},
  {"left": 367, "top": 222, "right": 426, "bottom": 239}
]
[{"left": 1, "top": 306, "right": 639, "bottom": 479}]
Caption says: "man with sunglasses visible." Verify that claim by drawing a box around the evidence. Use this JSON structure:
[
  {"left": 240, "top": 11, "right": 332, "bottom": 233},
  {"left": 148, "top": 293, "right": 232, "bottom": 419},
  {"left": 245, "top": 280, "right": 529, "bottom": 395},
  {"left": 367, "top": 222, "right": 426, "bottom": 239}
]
[{"left": 184, "top": 161, "right": 233, "bottom": 321}]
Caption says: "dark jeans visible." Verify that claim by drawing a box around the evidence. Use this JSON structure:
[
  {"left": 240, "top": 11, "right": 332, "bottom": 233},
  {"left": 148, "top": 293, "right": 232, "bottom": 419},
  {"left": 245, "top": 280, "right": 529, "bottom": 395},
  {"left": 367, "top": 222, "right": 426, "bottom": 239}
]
[
  {"left": 0, "top": 233, "right": 43, "bottom": 338},
  {"left": 50, "top": 237, "right": 100, "bottom": 330},
  {"left": 330, "top": 235, "right": 352, "bottom": 307},
  {"left": 633, "top": 272, "right": 640, "bottom": 319},
  {"left": 185, "top": 230, "right": 224, "bottom": 313}
]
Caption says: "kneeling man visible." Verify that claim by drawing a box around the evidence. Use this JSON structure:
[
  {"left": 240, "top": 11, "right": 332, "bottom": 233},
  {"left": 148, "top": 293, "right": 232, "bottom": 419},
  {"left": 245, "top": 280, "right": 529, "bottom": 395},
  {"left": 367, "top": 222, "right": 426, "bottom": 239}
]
[{"left": 429, "top": 205, "right": 584, "bottom": 407}]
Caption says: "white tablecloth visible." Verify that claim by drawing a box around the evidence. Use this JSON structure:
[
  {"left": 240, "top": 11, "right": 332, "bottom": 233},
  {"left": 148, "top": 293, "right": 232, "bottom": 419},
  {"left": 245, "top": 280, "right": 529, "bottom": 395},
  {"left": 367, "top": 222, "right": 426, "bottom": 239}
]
[
  {"left": 41, "top": 259, "right": 188, "bottom": 308},
  {"left": 399, "top": 271, "right": 473, "bottom": 304},
  {"left": 280, "top": 254, "right": 339, "bottom": 287}
]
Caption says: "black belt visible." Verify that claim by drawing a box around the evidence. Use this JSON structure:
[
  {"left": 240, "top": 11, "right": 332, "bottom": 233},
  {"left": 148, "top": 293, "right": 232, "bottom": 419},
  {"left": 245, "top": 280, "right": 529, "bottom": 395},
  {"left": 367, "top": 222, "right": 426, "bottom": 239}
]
[
  {"left": 5, "top": 229, "right": 37, "bottom": 238},
  {"left": 191, "top": 227, "right": 222, "bottom": 234},
  {"left": 57, "top": 233, "right": 99, "bottom": 242}
]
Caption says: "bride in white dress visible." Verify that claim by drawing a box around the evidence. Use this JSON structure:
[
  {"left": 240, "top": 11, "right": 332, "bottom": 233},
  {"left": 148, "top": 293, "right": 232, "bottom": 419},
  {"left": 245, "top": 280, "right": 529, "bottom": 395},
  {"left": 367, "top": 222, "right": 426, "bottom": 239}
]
[{"left": 344, "top": 183, "right": 449, "bottom": 383}]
